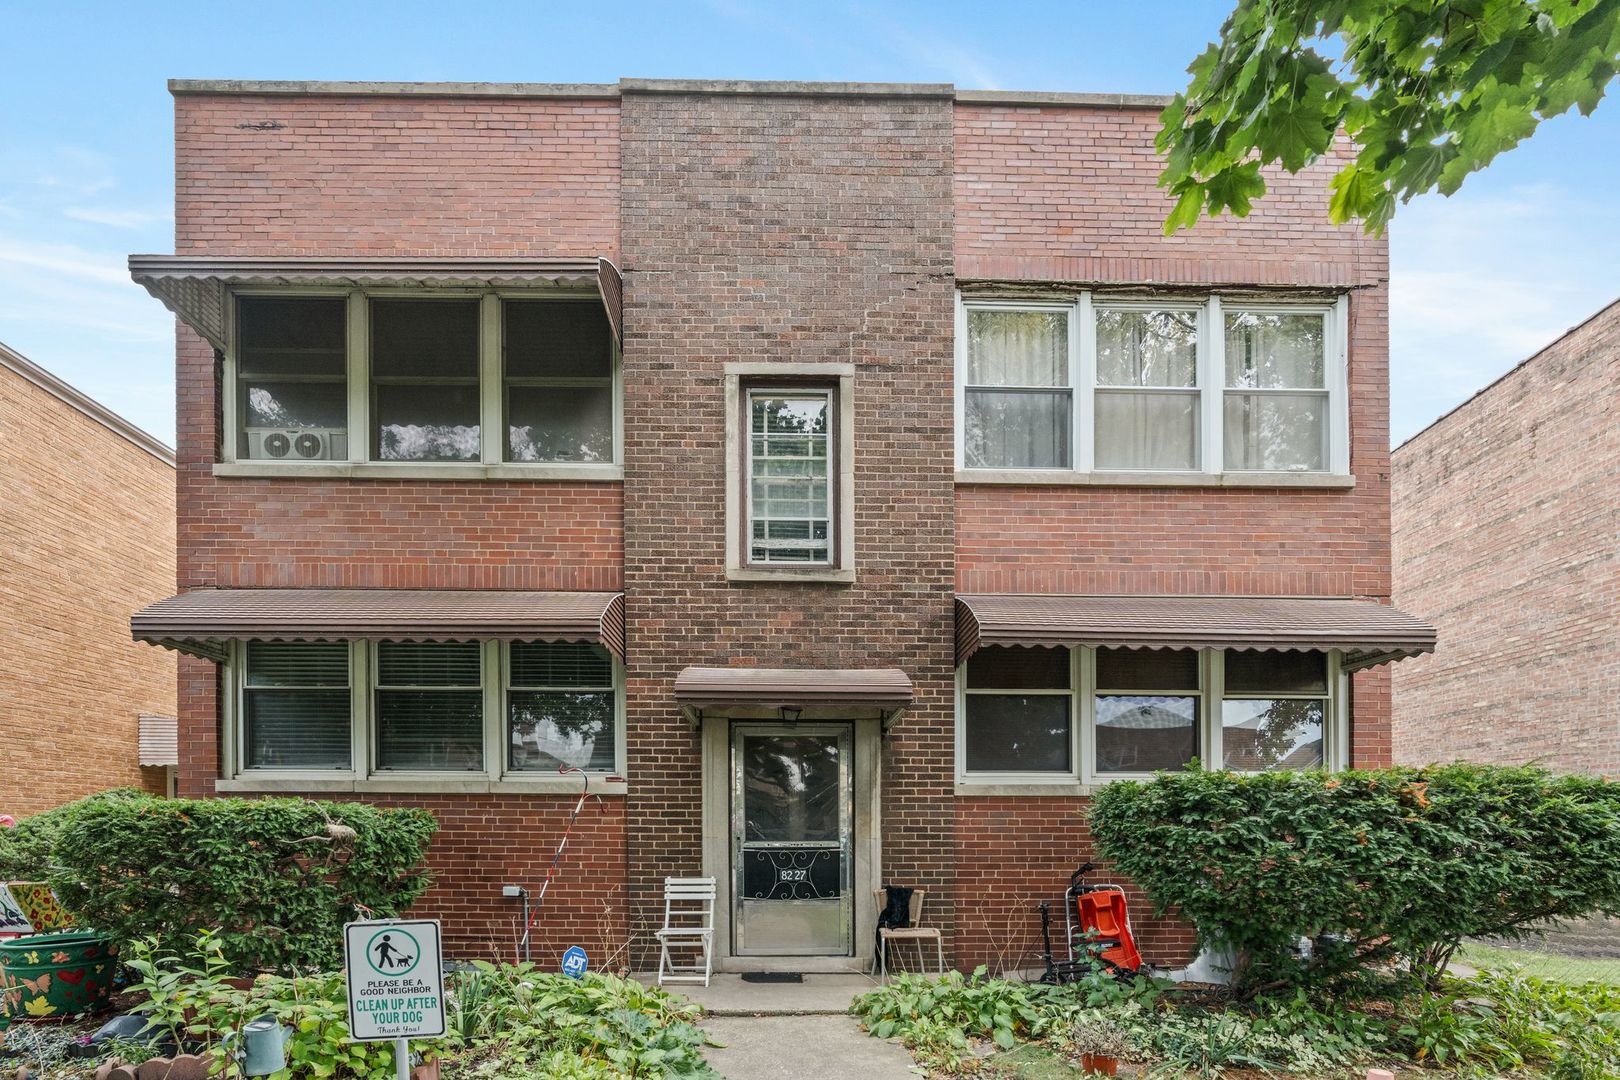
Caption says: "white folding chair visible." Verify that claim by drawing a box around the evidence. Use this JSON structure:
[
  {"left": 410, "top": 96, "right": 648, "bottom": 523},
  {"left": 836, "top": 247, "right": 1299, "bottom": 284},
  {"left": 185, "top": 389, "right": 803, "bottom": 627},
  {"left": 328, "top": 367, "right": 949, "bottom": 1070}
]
[
  {"left": 872, "top": 888, "right": 945, "bottom": 983},
  {"left": 655, "top": 876, "right": 716, "bottom": 987}
]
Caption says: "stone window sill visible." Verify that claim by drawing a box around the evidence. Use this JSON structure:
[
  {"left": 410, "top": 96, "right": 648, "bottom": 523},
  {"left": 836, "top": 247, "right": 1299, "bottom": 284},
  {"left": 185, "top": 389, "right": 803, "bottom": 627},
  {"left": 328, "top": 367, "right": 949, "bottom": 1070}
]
[
  {"left": 956, "top": 469, "right": 1355, "bottom": 489},
  {"left": 215, "top": 775, "right": 628, "bottom": 796},
  {"left": 213, "top": 462, "right": 624, "bottom": 482},
  {"left": 726, "top": 566, "right": 856, "bottom": 585},
  {"left": 954, "top": 780, "right": 1096, "bottom": 798}
]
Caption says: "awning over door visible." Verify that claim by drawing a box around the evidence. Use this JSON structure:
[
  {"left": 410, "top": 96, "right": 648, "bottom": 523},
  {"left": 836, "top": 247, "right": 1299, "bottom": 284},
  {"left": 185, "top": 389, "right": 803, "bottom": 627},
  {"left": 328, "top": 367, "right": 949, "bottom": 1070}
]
[
  {"left": 127, "top": 254, "right": 624, "bottom": 349},
  {"left": 131, "top": 589, "right": 626, "bottom": 662},
  {"left": 674, "top": 666, "right": 914, "bottom": 727},
  {"left": 955, "top": 594, "right": 1436, "bottom": 672}
]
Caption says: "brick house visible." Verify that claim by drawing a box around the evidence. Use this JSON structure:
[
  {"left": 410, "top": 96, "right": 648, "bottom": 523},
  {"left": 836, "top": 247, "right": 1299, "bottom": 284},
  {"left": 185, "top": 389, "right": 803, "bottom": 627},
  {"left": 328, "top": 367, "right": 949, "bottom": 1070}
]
[
  {"left": 1, "top": 342, "right": 177, "bottom": 816},
  {"left": 1392, "top": 298, "right": 1619, "bottom": 775},
  {"left": 128, "top": 78, "right": 1434, "bottom": 972}
]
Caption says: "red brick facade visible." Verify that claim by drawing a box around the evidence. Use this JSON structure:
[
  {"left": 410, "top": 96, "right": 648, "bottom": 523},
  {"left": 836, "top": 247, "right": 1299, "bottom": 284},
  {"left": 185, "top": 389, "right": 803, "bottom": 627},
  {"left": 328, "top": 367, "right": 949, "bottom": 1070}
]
[
  {"left": 160, "top": 80, "right": 1398, "bottom": 972},
  {"left": 1392, "top": 300, "right": 1620, "bottom": 774}
]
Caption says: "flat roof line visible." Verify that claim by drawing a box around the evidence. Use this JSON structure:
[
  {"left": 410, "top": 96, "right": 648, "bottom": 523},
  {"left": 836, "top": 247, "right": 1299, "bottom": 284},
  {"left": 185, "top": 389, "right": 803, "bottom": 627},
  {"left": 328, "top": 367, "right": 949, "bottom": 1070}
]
[
  {"left": 0, "top": 341, "right": 175, "bottom": 466},
  {"left": 167, "top": 78, "right": 1173, "bottom": 108}
]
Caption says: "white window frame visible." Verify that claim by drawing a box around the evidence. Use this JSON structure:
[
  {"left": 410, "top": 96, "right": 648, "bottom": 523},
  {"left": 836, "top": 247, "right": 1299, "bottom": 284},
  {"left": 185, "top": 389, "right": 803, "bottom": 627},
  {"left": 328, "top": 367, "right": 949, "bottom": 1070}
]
[
  {"left": 219, "top": 287, "right": 623, "bottom": 481},
  {"left": 1216, "top": 650, "right": 1336, "bottom": 773},
  {"left": 954, "top": 646, "right": 1347, "bottom": 793},
  {"left": 1090, "top": 299, "right": 1208, "bottom": 473},
  {"left": 954, "top": 292, "right": 1351, "bottom": 484},
  {"left": 744, "top": 386, "right": 836, "bottom": 568},
  {"left": 219, "top": 639, "right": 627, "bottom": 794},
  {"left": 500, "top": 641, "right": 621, "bottom": 778}
]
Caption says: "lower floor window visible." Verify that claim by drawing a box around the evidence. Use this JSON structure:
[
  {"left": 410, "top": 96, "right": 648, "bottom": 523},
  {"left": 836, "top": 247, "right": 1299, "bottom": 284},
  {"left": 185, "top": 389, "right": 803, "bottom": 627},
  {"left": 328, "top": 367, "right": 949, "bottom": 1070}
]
[
  {"left": 958, "top": 644, "right": 1343, "bottom": 784},
  {"left": 229, "top": 638, "right": 623, "bottom": 779}
]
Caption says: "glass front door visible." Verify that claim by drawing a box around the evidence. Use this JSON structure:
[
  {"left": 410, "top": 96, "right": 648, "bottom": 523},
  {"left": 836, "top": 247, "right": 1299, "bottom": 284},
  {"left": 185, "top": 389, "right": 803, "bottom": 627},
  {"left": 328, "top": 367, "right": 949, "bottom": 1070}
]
[{"left": 730, "top": 723, "right": 853, "bottom": 956}]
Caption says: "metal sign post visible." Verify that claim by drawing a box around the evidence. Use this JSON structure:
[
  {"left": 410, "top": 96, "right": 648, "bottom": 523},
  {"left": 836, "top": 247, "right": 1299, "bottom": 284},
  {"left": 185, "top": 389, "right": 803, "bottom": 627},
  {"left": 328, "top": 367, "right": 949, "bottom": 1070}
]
[{"left": 343, "top": 919, "right": 446, "bottom": 1080}]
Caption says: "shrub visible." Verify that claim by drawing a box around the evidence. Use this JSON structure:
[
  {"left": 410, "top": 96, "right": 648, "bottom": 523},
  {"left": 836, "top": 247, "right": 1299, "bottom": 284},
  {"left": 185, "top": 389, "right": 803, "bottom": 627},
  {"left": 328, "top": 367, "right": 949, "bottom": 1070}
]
[
  {"left": 0, "top": 788, "right": 147, "bottom": 880},
  {"left": 1089, "top": 764, "right": 1620, "bottom": 992},
  {"left": 47, "top": 794, "right": 435, "bottom": 972}
]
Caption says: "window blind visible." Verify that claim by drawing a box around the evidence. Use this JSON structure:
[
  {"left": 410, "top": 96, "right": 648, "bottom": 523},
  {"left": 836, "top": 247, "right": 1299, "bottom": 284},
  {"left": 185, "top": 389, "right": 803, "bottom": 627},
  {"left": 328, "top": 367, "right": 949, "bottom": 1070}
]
[
  {"left": 242, "top": 641, "right": 350, "bottom": 769},
  {"left": 375, "top": 642, "right": 484, "bottom": 771}
]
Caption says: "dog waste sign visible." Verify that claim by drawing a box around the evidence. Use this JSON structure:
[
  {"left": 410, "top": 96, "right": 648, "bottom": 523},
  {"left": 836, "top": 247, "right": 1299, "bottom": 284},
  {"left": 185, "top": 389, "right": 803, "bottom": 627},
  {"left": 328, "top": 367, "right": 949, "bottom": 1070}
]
[{"left": 344, "top": 919, "right": 445, "bottom": 1042}]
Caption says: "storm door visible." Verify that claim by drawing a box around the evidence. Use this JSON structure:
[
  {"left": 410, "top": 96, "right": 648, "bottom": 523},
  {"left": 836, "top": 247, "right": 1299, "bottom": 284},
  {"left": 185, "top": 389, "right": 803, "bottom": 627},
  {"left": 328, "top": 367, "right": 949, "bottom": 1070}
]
[{"left": 729, "top": 723, "right": 854, "bottom": 955}]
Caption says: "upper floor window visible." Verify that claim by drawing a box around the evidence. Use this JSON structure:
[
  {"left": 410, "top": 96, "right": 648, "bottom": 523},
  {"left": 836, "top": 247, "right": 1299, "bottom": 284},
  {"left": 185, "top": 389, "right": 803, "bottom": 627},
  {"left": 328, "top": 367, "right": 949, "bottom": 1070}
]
[
  {"left": 747, "top": 388, "right": 834, "bottom": 566},
  {"left": 229, "top": 292, "right": 618, "bottom": 473},
  {"left": 956, "top": 293, "right": 1348, "bottom": 479}
]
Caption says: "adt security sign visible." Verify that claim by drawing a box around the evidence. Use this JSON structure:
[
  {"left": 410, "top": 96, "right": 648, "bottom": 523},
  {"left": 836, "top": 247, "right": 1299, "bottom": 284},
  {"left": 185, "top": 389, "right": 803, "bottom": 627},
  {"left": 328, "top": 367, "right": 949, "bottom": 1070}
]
[
  {"left": 343, "top": 919, "right": 446, "bottom": 1042},
  {"left": 561, "top": 945, "right": 589, "bottom": 979}
]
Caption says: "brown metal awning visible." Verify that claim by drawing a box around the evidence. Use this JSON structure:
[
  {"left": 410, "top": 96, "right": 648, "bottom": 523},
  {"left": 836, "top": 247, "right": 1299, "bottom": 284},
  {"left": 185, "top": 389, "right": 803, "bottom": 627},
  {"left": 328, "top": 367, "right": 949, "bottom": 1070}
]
[
  {"left": 131, "top": 589, "right": 625, "bottom": 662},
  {"left": 128, "top": 255, "right": 624, "bottom": 349},
  {"left": 674, "top": 666, "right": 914, "bottom": 728},
  {"left": 955, "top": 594, "right": 1436, "bottom": 672}
]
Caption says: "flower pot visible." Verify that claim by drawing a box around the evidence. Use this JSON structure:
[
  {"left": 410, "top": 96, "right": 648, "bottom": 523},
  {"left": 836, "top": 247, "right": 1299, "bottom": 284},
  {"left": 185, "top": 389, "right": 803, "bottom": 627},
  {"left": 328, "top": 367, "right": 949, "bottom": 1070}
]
[
  {"left": 0, "top": 932, "right": 118, "bottom": 1020},
  {"left": 1079, "top": 1052, "right": 1119, "bottom": 1075},
  {"left": 411, "top": 1061, "right": 441, "bottom": 1080}
]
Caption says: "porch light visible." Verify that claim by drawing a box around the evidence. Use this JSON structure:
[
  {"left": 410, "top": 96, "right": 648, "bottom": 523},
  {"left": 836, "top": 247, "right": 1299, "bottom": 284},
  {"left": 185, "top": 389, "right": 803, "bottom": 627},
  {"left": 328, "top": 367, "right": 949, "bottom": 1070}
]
[{"left": 779, "top": 705, "right": 803, "bottom": 725}]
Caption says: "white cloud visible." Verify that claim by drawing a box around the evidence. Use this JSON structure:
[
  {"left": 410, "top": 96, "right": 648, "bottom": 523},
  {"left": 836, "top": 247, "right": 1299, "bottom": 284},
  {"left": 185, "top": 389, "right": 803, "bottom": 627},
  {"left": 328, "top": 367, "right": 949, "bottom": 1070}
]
[
  {"left": 1389, "top": 182, "right": 1620, "bottom": 444},
  {"left": 63, "top": 206, "right": 168, "bottom": 230},
  {"left": 0, "top": 236, "right": 132, "bottom": 285}
]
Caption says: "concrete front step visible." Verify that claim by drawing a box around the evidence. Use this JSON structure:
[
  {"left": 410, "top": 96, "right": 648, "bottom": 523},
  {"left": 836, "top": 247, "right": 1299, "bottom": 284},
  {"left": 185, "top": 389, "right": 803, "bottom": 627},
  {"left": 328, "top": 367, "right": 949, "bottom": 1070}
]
[{"left": 641, "top": 972, "right": 881, "bottom": 1016}]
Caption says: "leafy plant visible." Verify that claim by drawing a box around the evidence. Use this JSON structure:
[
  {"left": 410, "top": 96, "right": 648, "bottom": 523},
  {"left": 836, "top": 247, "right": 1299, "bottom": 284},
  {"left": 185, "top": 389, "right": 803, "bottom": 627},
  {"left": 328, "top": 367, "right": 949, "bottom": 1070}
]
[
  {"left": 124, "top": 929, "right": 251, "bottom": 1055},
  {"left": 1089, "top": 764, "right": 1620, "bottom": 993},
  {"left": 46, "top": 793, "right": 436, "bottom": 972},
  {"left": 853, "top": 967, "right": 1048, "bottom": 1055},
  {"left": 1133, "top": 1012, "right": 1284, "bottom": 1078},
  {"left": 1157, "top": 0, "right": 1620, "bottom": 233}
]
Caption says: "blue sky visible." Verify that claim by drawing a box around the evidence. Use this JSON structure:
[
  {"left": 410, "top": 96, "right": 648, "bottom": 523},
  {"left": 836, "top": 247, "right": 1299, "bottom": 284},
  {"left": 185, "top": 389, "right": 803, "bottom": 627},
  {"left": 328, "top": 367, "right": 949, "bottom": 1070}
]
[{"left": 3, "top": 0, "right": 1616, "bottom": 448}]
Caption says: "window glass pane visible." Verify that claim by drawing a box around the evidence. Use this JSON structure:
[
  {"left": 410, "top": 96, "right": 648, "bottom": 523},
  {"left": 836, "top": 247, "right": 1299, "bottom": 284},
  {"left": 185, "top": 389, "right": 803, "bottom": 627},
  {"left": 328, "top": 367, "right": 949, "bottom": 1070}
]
[
  {"left": 507, "top": 385, "right": 612, "bottom": 463},
  {"left": 964, "top": 390, "right": 1071, "bottom": 469},
  {"left": 1095, "top": 309, "right": 1198, "bottom": 387},
  {"left": 1223, "top": 392, "right": 1328, "bottom": 471},
  {"left": 504, "top": 301, "right": 612, "bottom": 379},
  {"left": 372, "top": 299, "right": 481, "bottom": 461},
  {"left": 748, "top": 393, "right": 831, "bottom": 564},
  {"left": 1096, "top": 648, "right": 1200, "bottom": 691},
  {"left": 965, "top": 695, "right": 1071, "bottom": 772},
  {"left": 1094, "top": 391, "right": 1199, "bottom": 470},
  {"left": 1222, "top": 699, "right": 1324, "bottom": 771},
  {"left": 242, "top": 642, "right": 350, "bottom": 770},
  {"left": 509, "top": 691, "right": 615, "bottom": 772},
  {"left": 1225, "top": 651, "right": 1328, "bottom": 694},
  {"left": 966, "top": 646, "right": 1069, "bottom": 690},
  {"left": 1095, "top": 696, "right": 1198, "bottom": 773},
  {"left": 371, "top": 300, "right": 480, "bottom": 378},
  {"left": 238, "top": 297, "right": 346, "bottom": 376},
  {"left": 245, "top": 690, "right": 351, "bottom": 769},
  {"left": 245, "top": 642, "right": 349, "bottom": 687},
  {"left": 237, "top": 297, "right": 348, "bottom": 460},
  {"left": 966, "top": 310, "right": 1067, "bottom": 386},
  {"left": 375, "top": 642, "right": 483, "bottom": 771},
  {"left": 375, "top": 384, "right": 481, "bottom": 461},
  {"left": 377, "top": 642, "right": 481, "bottom": 685},
  {"left": 510, "top": 643, "right": 614, "bottom": 687},
  {"left": 1224, "top": 312, "right": 1325, "bottom": 389}
]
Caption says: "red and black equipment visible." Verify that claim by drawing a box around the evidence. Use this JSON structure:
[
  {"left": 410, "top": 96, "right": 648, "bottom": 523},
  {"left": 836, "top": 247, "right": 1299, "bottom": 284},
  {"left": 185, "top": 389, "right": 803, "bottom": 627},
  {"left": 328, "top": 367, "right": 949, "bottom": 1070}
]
[{"left": 1037, "top": 862, "right": 1144, "bottom": 984}]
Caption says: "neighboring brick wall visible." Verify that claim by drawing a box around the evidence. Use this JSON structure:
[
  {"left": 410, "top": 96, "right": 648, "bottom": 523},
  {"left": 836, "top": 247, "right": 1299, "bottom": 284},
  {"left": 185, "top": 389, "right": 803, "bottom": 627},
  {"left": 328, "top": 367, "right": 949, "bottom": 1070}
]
[
  {"left": 618, "top": 87, "right": 959, "bottom": 965},
  {"left": 0, "top": 362, "right": 176, "bottom": 816},
  {"left": 171, "top": 91, "right": 627, "bottom": 945},
  {"left": 1392, "top": 300, "right": 1620, "bottom": 773}
]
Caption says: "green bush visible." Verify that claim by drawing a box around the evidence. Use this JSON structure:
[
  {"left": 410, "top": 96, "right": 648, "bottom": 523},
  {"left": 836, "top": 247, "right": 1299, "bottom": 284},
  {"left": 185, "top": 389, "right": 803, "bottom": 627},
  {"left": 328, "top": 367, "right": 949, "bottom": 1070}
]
[
  {"left": 47, "top": 794, "right": 435, "bottom": 972},
  {"left": 0, "top": 788, "right": 147, "bottom": 880},
  {"left": 1089, "top": 763, "right": 1620, "bottom": 992}
]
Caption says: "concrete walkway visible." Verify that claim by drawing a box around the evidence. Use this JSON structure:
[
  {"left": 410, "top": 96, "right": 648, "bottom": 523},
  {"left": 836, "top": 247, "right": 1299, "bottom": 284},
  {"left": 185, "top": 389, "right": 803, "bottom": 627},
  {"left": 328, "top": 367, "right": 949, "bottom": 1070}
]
[{"left": 647, "top": 974, "right": 917, "bottom": 1079}]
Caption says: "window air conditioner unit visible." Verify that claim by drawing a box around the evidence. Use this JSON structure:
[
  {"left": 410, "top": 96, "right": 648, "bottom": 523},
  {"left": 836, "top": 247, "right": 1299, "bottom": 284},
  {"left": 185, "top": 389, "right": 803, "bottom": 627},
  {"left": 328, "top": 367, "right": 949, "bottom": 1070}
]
[{"left": 245, "top": 427, "right": 349, "bottom": 461}]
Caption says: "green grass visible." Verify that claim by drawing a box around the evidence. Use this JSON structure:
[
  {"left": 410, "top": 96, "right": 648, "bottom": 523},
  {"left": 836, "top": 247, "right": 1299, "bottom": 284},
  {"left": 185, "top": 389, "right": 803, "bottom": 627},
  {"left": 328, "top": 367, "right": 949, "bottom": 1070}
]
[
  {"left": 1458, "top": 942, "right": 1620, "bottom": 984},
  {"left": 981, "top": 1043, "right": 1088, "bottom": 1079}
]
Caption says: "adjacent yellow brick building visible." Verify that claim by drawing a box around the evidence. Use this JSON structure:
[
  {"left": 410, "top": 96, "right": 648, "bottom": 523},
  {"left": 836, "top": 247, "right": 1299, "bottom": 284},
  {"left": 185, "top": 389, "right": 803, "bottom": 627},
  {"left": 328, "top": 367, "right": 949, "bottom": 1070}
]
[{"left": 1, "top": 341, "right": 177, "bottom": 816}]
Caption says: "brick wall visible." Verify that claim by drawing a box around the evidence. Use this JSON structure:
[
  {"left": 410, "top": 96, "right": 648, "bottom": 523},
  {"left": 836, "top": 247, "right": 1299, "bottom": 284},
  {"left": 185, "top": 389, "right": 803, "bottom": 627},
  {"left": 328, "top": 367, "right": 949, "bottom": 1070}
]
[
  {"left": 1392, "top": 299, "right": 1620, "bottom": 773},
  {"left": 618, "top": 87, "right": 959, "bottom": 965},
  {"left": 948, "top": 103, "right": 1394, "bottom": 971},
  {"left": 0, "top": 363, "right": 176, "bottom": 816},
  {"left": 171, "top": 91, "right": 627, "bottom": 948}
]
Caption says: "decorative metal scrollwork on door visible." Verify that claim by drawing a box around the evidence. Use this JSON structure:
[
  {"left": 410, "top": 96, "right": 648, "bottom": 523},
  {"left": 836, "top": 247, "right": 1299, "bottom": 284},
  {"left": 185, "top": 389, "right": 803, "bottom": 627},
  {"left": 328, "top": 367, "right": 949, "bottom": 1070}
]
[{"left": 742, "top": 847, "right": 841, "bottom": 900}]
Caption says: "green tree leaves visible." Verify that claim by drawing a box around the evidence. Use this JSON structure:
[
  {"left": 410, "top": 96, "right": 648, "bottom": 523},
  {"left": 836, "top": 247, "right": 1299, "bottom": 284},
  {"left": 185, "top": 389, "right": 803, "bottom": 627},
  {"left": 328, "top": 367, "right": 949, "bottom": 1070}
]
[{"left": 1159, "top": 0, "right": 1620, "bottom": 233}]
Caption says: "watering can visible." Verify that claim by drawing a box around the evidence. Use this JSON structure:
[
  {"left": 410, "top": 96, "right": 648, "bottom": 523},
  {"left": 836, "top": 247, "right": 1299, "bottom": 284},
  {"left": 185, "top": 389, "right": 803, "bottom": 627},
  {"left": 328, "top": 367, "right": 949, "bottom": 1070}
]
[{"left": 238, "top": 1014, "right": 289, "bottom": 1076}]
